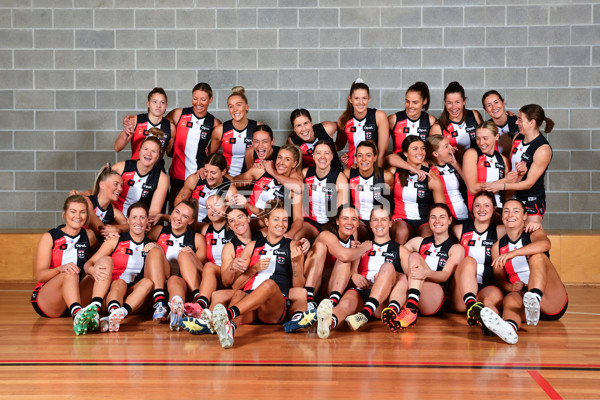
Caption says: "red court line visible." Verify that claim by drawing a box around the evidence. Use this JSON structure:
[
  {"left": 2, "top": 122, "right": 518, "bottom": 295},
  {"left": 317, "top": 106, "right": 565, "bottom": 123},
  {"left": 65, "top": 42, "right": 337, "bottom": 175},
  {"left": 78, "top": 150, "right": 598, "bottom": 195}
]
[
  {"left": 528, "top": 370, "right": 563, "bottom": 400},
  {"left": 1, "top": 359, "right": 600, "bottom": 369}
]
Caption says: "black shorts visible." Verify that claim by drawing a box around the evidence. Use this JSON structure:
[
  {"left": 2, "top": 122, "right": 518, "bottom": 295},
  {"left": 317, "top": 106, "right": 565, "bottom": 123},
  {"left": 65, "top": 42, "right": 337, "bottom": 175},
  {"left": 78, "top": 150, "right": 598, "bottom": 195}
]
[
  {"left": 31, "top": 282, "right": 69, "bottom": 318},
  {"left": 517, "top": 194, "right": 546, "bottom": 216}
]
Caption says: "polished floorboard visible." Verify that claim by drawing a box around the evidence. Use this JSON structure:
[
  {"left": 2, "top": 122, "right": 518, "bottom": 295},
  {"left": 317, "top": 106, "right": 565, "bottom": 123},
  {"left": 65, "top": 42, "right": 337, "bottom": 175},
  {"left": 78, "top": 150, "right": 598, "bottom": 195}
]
[{"left": 1, "top": 283, "right": 599, "bottom": 399}]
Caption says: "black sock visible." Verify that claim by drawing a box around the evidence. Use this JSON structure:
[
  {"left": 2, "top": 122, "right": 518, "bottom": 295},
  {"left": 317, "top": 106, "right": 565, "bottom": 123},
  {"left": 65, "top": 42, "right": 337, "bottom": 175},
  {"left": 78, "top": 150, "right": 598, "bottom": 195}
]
[
  {"left": 463, "top": 292, "right": 477, "bottom": 308},
  {"left": 122, "top": 303, "right": 132, "bottom": 317},
  {"left": 388, "top": 300, "right": 401, "bottom": 314},
  {"left": 291, "top": 311, "right": 303, "bottom": 322},
  {"left": 91, "top": 297, "right": 103, "bottom": 309},
  {"left": 69, "top": 302, "right": 82, "bottom": 318},
  {"left": 153, "top": 289, "right": 166, "bottom": 306},
  {"left": 361, "top": 297, "right": 379, "bottom": 319},
  {"left": 192, "top": 289, "right": 200, "bottom": 303},
  {"left": 329, "top": 291, "right": 341, "bottom": 306},
  {"left": 530, "top": 288, "right": 543, "bottom": 303},
  {"left": 331, "top": 314, "right": 338, "bottom": 329},
  {"left": 197, "top": 296, "right": 209, "bottom": 309},
  {"left": 305, "top": 287, "right": 315, "bottom": 303},
  {"left": 406, "top": 288, "right": 421, "bottom": 312},
  {"left": 108, "top": 300, "right": 121, "bottom": 313},
  {"left": 506, "top": 319, "right": 518, "bottom": 332},
  {"left": 227, "top": 306, "right": 240, "bottom": 320}
]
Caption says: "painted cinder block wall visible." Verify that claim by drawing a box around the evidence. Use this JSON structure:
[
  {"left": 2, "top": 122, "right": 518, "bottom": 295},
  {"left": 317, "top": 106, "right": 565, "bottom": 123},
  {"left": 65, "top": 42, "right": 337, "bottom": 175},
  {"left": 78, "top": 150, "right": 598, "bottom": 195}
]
[{"left": 0, "top": 0, "right": 598, "bottom": 230}]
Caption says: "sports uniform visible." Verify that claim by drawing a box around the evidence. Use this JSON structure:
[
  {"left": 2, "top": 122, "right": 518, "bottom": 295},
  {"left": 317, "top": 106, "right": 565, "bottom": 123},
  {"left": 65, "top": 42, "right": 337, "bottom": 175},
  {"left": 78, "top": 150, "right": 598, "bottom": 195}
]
[
  {"left": 291, "top": 124, "right": 343, "bottom": 171},
  {"left": 348, "top": 168, "right": 389, "bottom": 223},
  {"left": 304, "top": 166, "right": 341, "bottom": 229},
  {"left": 190, "top": 177, "right": 231, "bottom": 223},
  {"left": 510, "top": 133, "right": 551, "bottom": 216},
  {"left": 392, "top": 166, "right": 432, "bottom": 231},
  {"left": 169, "top": 108, "right": 216, "bottom": 182},
  {"left": 429, "top": 164, "right": 469, "bottom": 223},
  {"left": 391, "top": 110, "right": 431, "bottom": 153},
  {"left": 343, "top": 108, "right": 378, "bottom": 167},
  {"left": 130, "top": 113, "right": 172, "bottom": 159},
  {"left": 442, "top": 109, "right": 478, "bottom": 151},
  {"left": 111, "top": 232, "right": 150, "bottom": 285},
  {"left": 114, "top": 160, "right": 162, "bottom": 216},
  {"left": 470, "top": 146, "right": 506, "bottom": 209},
  {"left": 156, "top": 225, "right": 196, "bottom": 276},
  {"left": 221, "top": 119, "right": 258, "bottom": 176},
  {"left": 205, "top": 225, "right": 234, "bottom": 266},
  {"left": 31, "top": 226, "right": 91, "bottom": 317},
  {"left": 459, "top": 219, "right": 497, "bottom": 288}
]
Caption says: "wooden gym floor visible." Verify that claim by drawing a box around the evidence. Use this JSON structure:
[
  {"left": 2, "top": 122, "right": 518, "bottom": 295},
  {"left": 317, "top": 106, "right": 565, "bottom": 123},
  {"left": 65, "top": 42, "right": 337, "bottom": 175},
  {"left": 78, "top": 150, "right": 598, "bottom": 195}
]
[{"left": 1, "top": 282, "right": 599, "bottom": 399}]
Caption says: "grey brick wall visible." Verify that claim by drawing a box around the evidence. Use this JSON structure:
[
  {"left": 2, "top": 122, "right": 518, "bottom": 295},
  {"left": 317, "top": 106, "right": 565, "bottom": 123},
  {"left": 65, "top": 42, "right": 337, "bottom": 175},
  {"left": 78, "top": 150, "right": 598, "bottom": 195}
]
[{"left": 0, "top": 2, "right": 598, "bottom": 230}]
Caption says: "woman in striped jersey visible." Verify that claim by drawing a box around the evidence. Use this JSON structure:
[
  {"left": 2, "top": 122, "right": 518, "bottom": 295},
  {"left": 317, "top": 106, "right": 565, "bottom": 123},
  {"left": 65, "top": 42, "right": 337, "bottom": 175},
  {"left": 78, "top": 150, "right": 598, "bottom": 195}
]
[
  {"left": 480, "top": 199, "right": 568, "bottom": 345},
  {"left": 31, "top": 195, "right": 106, "bottom": 335},
  {"left": 336, "top": 79, "right": 389, "bottom": 168},
  {"left": 381, "top": 203, "right": 464, "bottom": 332}
]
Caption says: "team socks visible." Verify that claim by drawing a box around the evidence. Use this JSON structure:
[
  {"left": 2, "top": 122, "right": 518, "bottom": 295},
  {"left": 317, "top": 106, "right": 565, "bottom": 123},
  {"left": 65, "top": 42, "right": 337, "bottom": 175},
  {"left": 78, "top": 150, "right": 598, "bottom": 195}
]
[
  {"left": 361, "top": 297, "right": 379, "bottom": 319},
  {"left": 406, "top": 288, "right": 421, "bottom": 312}
]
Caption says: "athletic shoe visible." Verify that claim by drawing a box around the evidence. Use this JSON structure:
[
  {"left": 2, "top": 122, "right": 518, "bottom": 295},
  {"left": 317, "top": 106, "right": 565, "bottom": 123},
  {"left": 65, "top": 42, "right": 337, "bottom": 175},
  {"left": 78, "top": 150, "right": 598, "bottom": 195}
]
[
  {"left": 345, "top": 312, "right": 368, "bottom": 331},
  {"left": 283, "top": 310, "right": 317, "bottom": 333},
  {"left": 153, "top": 302, "right": 168, "bottom": 322},
  {"left": 523, "top": 292, "right": 540, "bottom": 326},
  {"left": 181, "top": 317, "right": 213, "bottom": 335},
  {"left": 381, "top": 307, "right": 401, "bottom": 332},
  {"left": 99, "top": 316, "right": 109, "bottom": 333},
  {"left": 108, "top": 307, "right": 124, "bottom": 332},
  {"left": 316, "top": 299, "right": 333, "bottom": 339},
  {"left": 397, "top": 306, "right": 418, "bottom": 329},
  {"left": 480, "top": 307, "right": 518, "bottom": 345},
  {"left": 73, "top": 304, "right": 98, "bottom": 336},
  {"left": 169, "top": 296, "right": 184, "bottom": 332},
  {"left": 184, "top": 302, "right": 203, "bottom": 318},
  {"left": 467, "top": 302, "right": 484, "bottom": 327},
  {"left": 212, "top": 304, "right": 234, "bottom": 349}
]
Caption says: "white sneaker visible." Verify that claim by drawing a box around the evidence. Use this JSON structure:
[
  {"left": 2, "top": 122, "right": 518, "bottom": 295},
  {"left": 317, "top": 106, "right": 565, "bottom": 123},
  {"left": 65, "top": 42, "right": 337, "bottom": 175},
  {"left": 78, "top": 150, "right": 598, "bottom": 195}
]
[
  {"left": 109, "top": 307, "right": 125, "bottom": 332},
  {"left": 169, "top": 296, "right": 184, "bottom": 331},
  {"left": 523, "top": 292, "right": 540, "bottom": 326},
  {"left": 212, "top": 304, "right": 234, "bottom": 349},
  {"left": 317, "top": 299, "right": 333, "bottom": 339},
  {"left": 481, "top": 307, "right": 518, "bottom": 345},
  {"left": 345, "top": 312, "right": 368, "bottom": 331}
]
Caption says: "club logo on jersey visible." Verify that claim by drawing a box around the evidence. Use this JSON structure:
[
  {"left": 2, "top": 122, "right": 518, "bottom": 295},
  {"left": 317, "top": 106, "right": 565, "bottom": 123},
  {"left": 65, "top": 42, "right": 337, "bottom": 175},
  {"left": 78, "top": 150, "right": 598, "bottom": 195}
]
[
  {"left": 186, "top": 122, "right": 194, "bottom": 128},
  {"left": 127, "top": 179, "right": 135, "bottom": 186}
]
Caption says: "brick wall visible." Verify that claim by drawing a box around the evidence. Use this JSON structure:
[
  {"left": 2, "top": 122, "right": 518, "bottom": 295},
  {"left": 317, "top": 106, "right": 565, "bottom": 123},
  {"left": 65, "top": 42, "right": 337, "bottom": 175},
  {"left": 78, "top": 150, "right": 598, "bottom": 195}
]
[{"left": 0, "top": 1, "right": 598, "bottom": 230}]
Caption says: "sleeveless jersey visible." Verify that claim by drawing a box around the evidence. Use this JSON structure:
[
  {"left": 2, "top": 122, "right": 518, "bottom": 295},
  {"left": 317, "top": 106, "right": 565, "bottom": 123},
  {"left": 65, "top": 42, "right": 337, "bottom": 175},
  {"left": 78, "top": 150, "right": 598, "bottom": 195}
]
[
  {"left": 344, "top": 108, "right": 378, "bottom": 167},
  {"left": 48, "top": 226, "right": 91, "bottom": 273},
  {"left": 130, "top": 113, "right": 171, "bottom": 159},
  {"left": 459, "top": 219, "right": 497, "bottom": 286},
  {"left": 392, "top": 110, "right": 431, "bottom": 153},
  {"left": 492, "top": 114, "right": 519, "bottom": 157},
  {"left": 419, "top": 236, "right": 453, "bottom": 272},
  {"left": 221, "top": 119, "right": 258, "bottom": 176},
  {"left": 170, "top": 108, "right": 216, "bottom": 181},
  {"left": 442, "top": 109, "right": 478, "bottom": 150},
  {"left": 205, "top": 224, "right": 234, "bottom": 266},
  {"left": 191, "top": 177, "right": 231, "bottom": 223},
  {"left": 88, "top": 194, "right": 115, "bottom": 225},
  {"left": 243, "top": 236, "right": 294, "bottom": 296},
  {"left": 357, "top": 240, "right": 403, "bottom": 283},
  {"left": 348, "top": 168, "right": 389, "bottom": 221},
  {"left": 290, "top": 123, "right": 343, "bottom": 171},
  {"left": 304, "top": 166, "right": 341, "bottom": 224},
  {"left": 429, "top": 164, "right": 469, "bottom": 221},
  {"left": 249, "top": 172, "right": 285, "bottom": 214},
  {"left": 111, "top": 232, "right": 150, "bottom": 284},
  {"left": 511, "top": 133, "right": 551, "bottom": 200},
  {"left": 498, "top": 231, "right": 532, "bottom": 285},
  {"left": 470, "top": 146, "right": 506, "bottom": 208},
  {"left": 392, "top": 165, "right": 432, "bottom": 221},
  {"left": 114, "top": 160, "right": 162, "bottom": 216}
]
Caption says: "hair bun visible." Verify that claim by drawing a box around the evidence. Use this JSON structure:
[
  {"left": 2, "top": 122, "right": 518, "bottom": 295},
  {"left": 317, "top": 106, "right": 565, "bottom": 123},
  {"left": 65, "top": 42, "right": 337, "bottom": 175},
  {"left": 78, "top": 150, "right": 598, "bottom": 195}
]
[{"left": 231, "top": 86, "right": 245, "bottom": 95}]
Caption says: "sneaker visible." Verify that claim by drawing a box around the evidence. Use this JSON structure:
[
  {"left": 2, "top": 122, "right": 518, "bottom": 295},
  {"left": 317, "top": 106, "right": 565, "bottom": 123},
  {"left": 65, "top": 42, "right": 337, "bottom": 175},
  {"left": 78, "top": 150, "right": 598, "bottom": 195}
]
[
  {"left": 73, "top": 304, "right": 98, "bottom": 336},
  {"left": 345, "top": 312, "right": 368, "bottom": 331},
  {"left": 316, "top": 299, "right": 333, "bottom": 339},
  {"left": 212, "top": 304, "right": 234, "bottom": 349},
  {"left": 153, "top": 302, "right": 168, "bottom": 322},
  {"left": 109, "top": 308, "right": 125, "bottom": 332},
  {"left": 99, "top": 316, "right": 109, "bottom": 333},
  {"left": 467, "top": 302, "right": 484, "bottom": 327},
  {"left": 184, "top": 302, "right": 203, "bottom": 318},
  {"left": 381, "top": 307, "right": 401, "bottom": 332},
  {"left": 397, "top": 306, "right": 418, "bottom": 329},
  {"left": 523, "top": 292, "right": 540, "bottom": 326},
  {"left": 181, "top": 316, "right": 213, "bottom": 335},
  {"left": 169, "top": 296, "right": 184, "bottom": 331},
  {"left": 283, "top": 310, "right": 317, "bottom": 333},
  {"left": 480, "top": 307, "right": 518, "bottom": 345}
]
